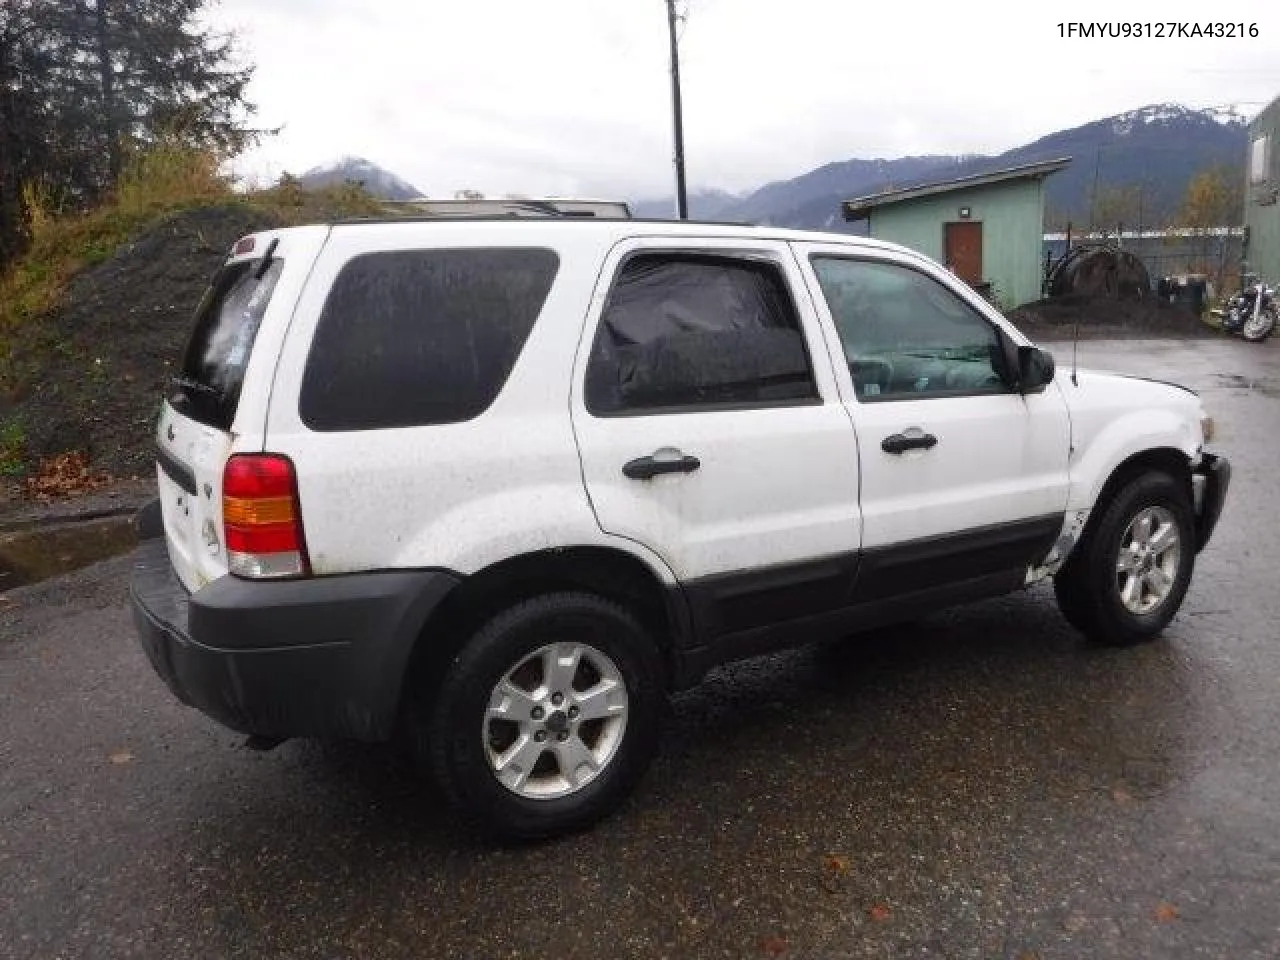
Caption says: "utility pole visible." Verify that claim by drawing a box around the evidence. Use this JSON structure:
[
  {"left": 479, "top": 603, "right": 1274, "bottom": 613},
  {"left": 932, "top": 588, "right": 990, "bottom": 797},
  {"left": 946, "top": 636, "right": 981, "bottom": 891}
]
[{"left": 665, "top": 0, "right": 688, "bottom": 219}]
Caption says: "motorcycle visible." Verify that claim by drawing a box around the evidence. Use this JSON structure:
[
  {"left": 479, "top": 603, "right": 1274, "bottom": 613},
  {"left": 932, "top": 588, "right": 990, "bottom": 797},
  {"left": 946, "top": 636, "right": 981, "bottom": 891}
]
[{"left": 1213, "top": 276, "right": 1278, "bottom": 342}]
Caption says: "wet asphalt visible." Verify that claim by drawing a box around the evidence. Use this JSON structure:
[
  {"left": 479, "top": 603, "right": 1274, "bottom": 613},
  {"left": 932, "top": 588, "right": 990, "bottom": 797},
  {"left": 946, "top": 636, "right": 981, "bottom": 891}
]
[{"left": 2, "top": 336, "right": 1279, "bottom": 960}]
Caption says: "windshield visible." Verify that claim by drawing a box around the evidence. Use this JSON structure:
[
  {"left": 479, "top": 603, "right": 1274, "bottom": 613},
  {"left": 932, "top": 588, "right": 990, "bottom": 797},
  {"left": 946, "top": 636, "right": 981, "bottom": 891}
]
[{"left": 169, "top": 257, "right": 283, "bottom": 430}]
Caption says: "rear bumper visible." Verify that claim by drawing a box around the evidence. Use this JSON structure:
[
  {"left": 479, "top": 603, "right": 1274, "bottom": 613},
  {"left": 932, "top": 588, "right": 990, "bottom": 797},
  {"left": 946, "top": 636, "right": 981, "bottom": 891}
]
[
  {"left": 1193, "top": 453, "right": 1231, "bottom": 552},
  {"left": 129, "top": 533, "right": 459, "bottom": 741}
]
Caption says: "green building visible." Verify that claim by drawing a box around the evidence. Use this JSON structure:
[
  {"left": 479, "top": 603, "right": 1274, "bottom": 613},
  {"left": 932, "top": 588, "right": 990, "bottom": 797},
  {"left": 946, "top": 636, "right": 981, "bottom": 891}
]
[
  {"left": 842, "top": 158, "right": 1071, "bottom": 309},
  {"left": 1244, "top": 94, "right": 1280, "bottom": 285}
]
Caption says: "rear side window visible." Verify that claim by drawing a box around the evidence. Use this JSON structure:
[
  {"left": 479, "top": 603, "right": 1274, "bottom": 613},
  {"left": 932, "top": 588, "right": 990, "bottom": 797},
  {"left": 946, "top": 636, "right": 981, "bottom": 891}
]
[
  {"left": 584, "top": 253, "right": 818, "bottom": 416},
  {"left": 299, "top": 248, "right": 558, "bottom": 431},
  {"left": 171, "top": 258, "right": 284, "bottom": 430}
]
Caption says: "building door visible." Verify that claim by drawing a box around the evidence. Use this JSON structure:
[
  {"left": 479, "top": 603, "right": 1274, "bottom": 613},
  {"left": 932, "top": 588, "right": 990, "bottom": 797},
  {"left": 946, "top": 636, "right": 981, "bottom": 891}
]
[{"left": 944, "top": 221, "right": 983, "bottom": 285}]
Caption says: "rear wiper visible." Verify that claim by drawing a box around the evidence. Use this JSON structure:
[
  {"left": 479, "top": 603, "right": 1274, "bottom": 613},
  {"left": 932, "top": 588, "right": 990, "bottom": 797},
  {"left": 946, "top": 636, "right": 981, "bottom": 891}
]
[
  {"left": 169, "top": 375, "right": 220, "bottom": 398},
  {"left": 253, "top": 237, "right": 280, "bottom": 279}
]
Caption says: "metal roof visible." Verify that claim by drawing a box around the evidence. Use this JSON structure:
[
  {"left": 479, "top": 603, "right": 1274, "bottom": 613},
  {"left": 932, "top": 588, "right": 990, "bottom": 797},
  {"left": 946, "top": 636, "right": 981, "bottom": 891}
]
[{"left": 842, "top": 157, "right": 1073, "bottom": 221}]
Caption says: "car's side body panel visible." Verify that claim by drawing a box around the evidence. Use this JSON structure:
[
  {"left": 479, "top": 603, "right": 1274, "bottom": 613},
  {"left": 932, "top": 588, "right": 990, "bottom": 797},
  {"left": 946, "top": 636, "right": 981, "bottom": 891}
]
[
  {"left": 1058, "top": 370, "right": 1205, "bottom": 511},
  {"left": 262, "top": 223, "right": 676, "bottom": 582}
]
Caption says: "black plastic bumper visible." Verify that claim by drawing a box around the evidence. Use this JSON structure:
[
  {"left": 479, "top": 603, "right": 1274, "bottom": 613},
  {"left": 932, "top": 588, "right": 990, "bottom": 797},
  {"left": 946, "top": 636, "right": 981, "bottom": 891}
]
[
  {"left": 1193, "top": 453, "right": 1231, "bottom": 552},
  {"left": 129, "top": 534, "right": 459, "bottom": 741}
]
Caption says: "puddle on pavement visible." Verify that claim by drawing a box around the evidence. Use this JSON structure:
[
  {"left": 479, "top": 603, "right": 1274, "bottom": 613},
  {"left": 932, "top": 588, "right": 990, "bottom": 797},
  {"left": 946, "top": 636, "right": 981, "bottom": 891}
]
[{"left": 1211, "top": 373, "right": 1280, "bottom": 398}]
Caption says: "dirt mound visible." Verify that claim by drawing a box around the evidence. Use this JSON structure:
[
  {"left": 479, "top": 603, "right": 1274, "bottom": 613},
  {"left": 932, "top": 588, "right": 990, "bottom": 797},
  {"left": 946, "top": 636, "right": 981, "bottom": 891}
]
[
  {"left": 6, "top": 203, "right": 283, "bottom": 481},
  {"left": 1006, "top": 294, "right": 1216, "bottom": 341}
]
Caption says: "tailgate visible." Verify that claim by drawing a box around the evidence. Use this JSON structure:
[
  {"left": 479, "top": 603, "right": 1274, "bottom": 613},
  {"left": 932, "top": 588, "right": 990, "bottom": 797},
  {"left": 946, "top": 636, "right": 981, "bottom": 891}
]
[
  {"left": 156, "top": 405, "right": 234, "bottom": 591},
  {"left": 155, "top": 226, "right": 328, "bottom": 592}
]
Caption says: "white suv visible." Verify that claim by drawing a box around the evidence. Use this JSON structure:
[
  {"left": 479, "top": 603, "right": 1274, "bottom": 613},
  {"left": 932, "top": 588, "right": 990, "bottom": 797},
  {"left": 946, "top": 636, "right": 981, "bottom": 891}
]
[{"left": 130, "top": 218, "right": 1230, "bottom": 838}]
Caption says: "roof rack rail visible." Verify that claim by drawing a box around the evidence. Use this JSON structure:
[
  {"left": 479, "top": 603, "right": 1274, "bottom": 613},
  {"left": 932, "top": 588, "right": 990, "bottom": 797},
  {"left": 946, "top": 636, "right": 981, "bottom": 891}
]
[
  {"left": 330, "top": 212, "right": 762, "bottom": 227},
  {"left": 382, "top": 197, "right": 635, "bottom": 219}
]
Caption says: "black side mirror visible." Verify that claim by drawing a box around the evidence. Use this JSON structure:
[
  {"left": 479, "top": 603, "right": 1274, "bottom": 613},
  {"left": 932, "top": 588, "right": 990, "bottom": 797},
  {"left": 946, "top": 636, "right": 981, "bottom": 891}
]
[
  {"left": 1017, "top": 345, "right": 1055, "bottom": 394},
  {"left": 991, "top": 327, "right": 1021, "bottom": 388}
]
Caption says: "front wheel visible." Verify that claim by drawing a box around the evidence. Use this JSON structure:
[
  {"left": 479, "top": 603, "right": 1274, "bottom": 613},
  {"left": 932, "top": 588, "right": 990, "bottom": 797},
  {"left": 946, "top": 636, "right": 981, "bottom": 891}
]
[
  {"left": 416, "top": 592, "right": 665, "bottom": 840},
  {"left": 1242, "top": 305, "right": 1277, "bottom": 342},
  {"left": 1054, "top": 471, "right": 1196, "bottom": 646}
]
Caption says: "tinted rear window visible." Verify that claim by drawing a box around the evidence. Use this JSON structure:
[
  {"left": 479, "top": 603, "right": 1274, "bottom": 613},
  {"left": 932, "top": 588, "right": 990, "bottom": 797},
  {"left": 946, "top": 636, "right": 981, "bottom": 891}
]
[
  {"left": 171, "top": 258, "right": 283, "bottom": 430},
  {"left": 299, "top": 248, "right": 559, "bottom": 431}
]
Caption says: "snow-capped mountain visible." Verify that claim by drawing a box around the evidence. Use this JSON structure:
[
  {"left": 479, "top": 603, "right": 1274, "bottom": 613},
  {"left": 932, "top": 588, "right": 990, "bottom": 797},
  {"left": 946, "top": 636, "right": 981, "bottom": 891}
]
[
  {"left": 298, "top": 156, "right": 423, "bottom": 201},
  {"left": 1107, "top": 102, "right": 1248, "bottom": 136},
  {"left": 638, "top": 103, "right": 1248, "bottom": 230}
]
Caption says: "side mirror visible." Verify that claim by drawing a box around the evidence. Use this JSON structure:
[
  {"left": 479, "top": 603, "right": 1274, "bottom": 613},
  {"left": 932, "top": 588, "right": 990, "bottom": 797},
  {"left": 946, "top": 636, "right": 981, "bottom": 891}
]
[
  {"left": 1017, "top": 345, "right": 1055, "bottom": 394},
  {"left": 991, "top": 327, "right": 1021, "bottom": 388}
]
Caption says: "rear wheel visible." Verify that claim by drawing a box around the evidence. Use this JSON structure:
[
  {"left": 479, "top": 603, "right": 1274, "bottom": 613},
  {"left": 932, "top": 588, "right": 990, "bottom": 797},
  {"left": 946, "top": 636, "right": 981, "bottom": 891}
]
[
  {"left": 415, "top": 592, "right": 665, "bottom": 840},
  {"left": 1054, "top": 471, "right": 1195, "bottom": 646},
  {"left": 1242, "top": 305, "right": 1277, "bottom": 342}
]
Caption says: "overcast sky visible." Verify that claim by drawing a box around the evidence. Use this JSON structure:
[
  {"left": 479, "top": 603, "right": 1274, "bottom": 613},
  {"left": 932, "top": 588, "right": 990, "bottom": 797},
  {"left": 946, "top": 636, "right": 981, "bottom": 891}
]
[{"left": 203, "top": 0, "right": 1280, "bottom": 201}]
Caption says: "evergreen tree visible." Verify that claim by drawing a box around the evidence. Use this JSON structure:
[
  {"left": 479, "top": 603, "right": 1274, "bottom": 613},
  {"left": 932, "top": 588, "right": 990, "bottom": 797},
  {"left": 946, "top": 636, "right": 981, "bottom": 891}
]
[{"left": 0, "top": 0, "right": 263, "bottom": 268}]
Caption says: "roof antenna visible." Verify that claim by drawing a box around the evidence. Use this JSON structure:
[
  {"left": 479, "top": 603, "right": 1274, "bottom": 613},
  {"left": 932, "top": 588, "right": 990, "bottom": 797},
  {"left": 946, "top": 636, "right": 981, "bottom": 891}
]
[{"left": 1065, "top": 223, "right": 1079, "bottom": 386}]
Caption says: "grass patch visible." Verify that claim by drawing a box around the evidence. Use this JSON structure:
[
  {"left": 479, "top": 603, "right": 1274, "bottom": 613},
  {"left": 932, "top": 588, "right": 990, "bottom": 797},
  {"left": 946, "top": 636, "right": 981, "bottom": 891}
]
[
  {"left": 0, "top": 142, "right": 388, "bottom": 396},
  {"left": 0, "top": 417, "right": 26, "bottom": 476},
  {"left": 0, "top": 144, "right": 232, "bottom": 388}
]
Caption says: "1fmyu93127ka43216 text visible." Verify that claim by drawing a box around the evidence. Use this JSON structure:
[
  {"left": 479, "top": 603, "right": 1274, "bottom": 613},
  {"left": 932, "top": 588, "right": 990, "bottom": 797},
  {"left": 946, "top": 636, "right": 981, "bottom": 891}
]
[{"left": 1058, "top": 22, "right": 1259, "bottom": 38}]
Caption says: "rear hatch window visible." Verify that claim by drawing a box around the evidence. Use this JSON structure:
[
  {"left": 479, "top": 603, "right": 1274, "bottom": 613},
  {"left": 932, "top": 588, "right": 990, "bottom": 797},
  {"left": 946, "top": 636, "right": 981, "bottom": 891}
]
[{"left": 169, "top": 256, "right": 285, "bottom": 430}]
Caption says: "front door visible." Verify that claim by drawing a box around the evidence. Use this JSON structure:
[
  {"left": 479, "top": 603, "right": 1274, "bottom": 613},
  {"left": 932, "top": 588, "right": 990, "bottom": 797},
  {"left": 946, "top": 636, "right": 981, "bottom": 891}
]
[
  {"left": 571, "top": 238, "right": 862, "bottom": 637},
  {"left": 944, "top": 221, "right": 983, "bottom": 285},
  {"left": 796, "top": 243, "right": 1072, "bottom": 602}
]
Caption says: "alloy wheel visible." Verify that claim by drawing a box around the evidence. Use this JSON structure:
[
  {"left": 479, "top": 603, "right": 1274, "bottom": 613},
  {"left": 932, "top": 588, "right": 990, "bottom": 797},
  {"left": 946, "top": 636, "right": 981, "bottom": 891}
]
[
  {"left": 482, "top": 642, "right": 629, "bottom": 799},
  {"left": 1115, "top": 505, "right": 1182, "bottom": 615}
]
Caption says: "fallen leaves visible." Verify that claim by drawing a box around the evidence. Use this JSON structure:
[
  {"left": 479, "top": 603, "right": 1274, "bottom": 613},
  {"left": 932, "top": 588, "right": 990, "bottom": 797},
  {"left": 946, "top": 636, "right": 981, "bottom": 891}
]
[
  {"left": 759, "top": 933, "right": 789, "bottom": 956},
  {"left": 1154, "top": 901, "right": 1180, "bottom": 922},
  {"left": 1111, "top": 785, "right": 1135, "bottom": 805},
  {"left": 867, "top": 903, "right": 892, "bottom": 923},
  {"left": 24, "top": 452, "right": 112, "bottom": 502},
  {"left": 820, "top": 854, "right": 851, "bottom": 893}
]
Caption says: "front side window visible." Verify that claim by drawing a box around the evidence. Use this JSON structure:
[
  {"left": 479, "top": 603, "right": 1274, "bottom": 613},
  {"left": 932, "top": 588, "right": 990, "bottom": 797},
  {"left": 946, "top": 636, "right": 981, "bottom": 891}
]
[
  {"left": 809, "top": 257, "right": 1010, "bottom": 401},
  {"left": 584, "top": 253, "right": 819, "bottom": 415}
]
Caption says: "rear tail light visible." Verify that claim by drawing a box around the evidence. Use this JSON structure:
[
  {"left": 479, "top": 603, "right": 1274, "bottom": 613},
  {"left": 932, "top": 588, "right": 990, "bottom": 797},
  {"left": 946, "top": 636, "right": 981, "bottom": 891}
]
[{"left": 222, "top": 454, "right": 310, "bottom": 579}]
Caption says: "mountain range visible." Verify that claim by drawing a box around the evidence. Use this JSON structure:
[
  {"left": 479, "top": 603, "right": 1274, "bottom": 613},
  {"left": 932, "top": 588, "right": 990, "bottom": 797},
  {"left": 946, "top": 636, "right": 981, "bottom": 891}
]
[{"left": 298, "top": 103, "right": 1250, "bottom": 229}]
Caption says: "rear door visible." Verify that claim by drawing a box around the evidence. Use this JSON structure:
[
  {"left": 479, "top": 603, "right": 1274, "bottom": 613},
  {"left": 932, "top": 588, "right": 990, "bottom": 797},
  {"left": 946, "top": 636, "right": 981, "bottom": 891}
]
[
  {"left": 570, "top": 237, "right": 862, "bottom": 639},
  {"left": 156, "top": 227, "right": 328, "bottom": 592}
]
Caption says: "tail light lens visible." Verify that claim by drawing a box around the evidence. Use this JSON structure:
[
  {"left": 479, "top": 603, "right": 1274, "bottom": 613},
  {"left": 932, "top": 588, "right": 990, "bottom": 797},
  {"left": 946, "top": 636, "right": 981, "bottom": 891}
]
[{"left": 222, "top": 454, "right": 310, "bottom": 579}]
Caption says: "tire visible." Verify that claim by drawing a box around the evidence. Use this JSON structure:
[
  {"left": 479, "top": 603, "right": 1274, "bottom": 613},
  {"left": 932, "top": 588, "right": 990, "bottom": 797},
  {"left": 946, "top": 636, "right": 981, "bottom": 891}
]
[
  {"left": 1242, "top": 305, "right": 1277, "bottom": 342},
  {"left": 415, "top": 592, "right": 665, "bottom": 840},
  {"left": 1053, "top": 471, "right": 1196, "bottom": 646}
]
